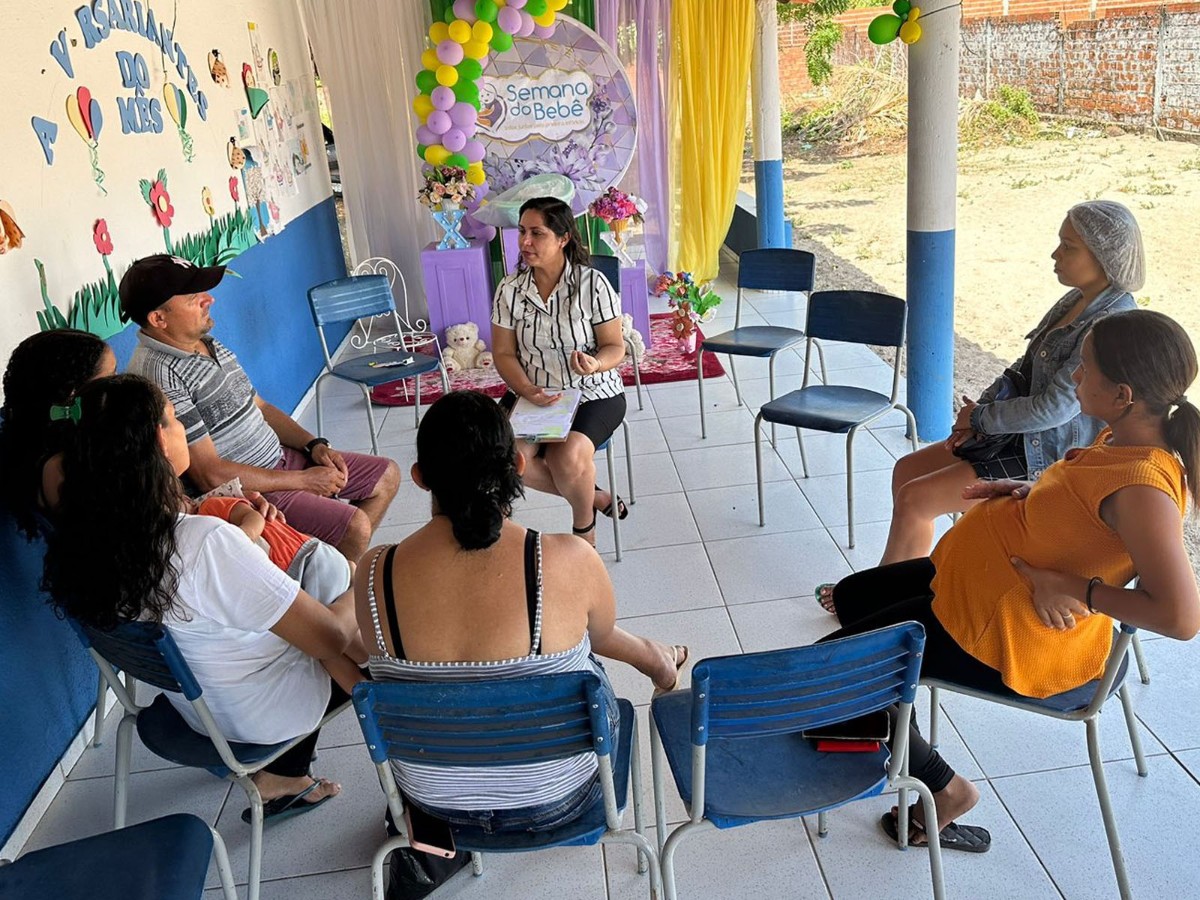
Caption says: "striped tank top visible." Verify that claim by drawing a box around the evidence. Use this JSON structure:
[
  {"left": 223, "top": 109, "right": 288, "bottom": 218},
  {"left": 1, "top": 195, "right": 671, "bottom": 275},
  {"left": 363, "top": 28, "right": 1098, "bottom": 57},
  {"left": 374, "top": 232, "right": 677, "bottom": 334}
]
[{"left": 365, "top": 530, "right": 599, "bottom": 810}]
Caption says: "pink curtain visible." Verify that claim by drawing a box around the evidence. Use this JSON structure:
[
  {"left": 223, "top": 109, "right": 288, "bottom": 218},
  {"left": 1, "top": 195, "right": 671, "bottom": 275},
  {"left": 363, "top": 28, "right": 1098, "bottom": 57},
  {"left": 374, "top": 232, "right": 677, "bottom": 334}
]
[{"left": 596, "top": 0, "right": 670, "bottom": 275}]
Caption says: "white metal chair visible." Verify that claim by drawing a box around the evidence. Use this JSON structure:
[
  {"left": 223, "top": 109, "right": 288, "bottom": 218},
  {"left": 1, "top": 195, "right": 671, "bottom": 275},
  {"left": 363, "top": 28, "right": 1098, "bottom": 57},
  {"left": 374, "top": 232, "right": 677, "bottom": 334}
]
[{"left": 597, "top": 421, "right": 635, "bottom": 561}]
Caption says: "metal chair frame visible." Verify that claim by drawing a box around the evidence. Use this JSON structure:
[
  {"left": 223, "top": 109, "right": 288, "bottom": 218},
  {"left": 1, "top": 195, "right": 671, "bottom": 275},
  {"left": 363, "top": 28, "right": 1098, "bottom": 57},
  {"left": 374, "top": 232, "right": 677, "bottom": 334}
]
[
  {"left": 597, "top": 420, "right": 635, "bottom": 561},
  {"left": 590, "top": 254, "right": 644, "bottom": 411}
]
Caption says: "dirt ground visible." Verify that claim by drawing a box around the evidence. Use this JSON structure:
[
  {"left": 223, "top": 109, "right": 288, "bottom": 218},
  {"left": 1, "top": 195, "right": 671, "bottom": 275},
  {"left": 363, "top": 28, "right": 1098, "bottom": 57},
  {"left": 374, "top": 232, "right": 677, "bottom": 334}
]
[{"left": 744, "top": 128, "right": 1200, "bottom": 566}]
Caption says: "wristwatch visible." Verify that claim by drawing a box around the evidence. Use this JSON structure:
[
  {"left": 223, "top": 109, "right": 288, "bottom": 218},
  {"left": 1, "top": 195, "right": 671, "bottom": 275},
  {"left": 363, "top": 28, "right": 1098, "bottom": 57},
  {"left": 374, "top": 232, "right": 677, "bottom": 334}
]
[{"left": 303, "top": 437, "right": 330, "bottom": 460}]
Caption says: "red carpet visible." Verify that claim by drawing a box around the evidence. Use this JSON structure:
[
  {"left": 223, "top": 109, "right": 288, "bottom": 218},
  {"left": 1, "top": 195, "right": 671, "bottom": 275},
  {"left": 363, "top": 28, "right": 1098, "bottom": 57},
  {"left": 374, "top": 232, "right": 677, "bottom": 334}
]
[{"left": 371, "top": 312, "right": 726, "bottom": 407}]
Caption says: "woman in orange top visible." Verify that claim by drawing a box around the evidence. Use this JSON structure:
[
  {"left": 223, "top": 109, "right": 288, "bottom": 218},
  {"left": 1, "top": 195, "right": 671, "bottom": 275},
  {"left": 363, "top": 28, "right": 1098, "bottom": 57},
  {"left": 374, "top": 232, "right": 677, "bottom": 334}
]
[{"left": 823, "top": 309, "right": 1200, "bottom": 853}]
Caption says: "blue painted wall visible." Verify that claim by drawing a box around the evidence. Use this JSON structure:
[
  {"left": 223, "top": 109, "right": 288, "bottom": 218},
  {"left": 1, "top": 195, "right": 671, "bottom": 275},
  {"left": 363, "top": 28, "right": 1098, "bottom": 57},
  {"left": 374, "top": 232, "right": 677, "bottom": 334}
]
[{"left": 1, "top": 196, "right": 347, "bottom": 846}]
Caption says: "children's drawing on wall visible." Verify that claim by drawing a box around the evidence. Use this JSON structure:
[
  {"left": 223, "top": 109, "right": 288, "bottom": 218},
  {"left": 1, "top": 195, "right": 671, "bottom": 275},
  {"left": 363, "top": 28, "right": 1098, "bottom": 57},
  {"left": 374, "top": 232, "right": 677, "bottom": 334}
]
[
  {"left": 208, "top": 49, "right": 230, "bottom": 86},
  {"left": 268, "top": 48, "right": 281, "bottom": 86},
  {"left": 0, "top": 201, "right": 26, "bottom": 255},
  {"left": 241, "top": 148, "right": 271, "bottom": 238},
  {"left": 247, "top": 22, "right": 268, "bottom": 85},
  {"left": 236, "top": 107, "right": 253, "bottom": 144},
  {"left": 34, "top": 218, "right": 122, "bottom": 338},
  {"left": 243, "top": 62, "right": 269, "bottom": 119},
  {"left": 163, "top": 83, "right": 195, "bottom": 162},
  {"left": 66, "top": 86, "right": 106, "bottom": 195}
]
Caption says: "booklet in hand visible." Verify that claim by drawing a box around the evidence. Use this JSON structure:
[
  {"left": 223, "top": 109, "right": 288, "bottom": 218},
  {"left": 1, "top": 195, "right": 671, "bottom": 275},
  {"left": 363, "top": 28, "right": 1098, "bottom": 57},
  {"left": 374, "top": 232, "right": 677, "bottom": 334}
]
[{"left": 508, "top": 389, "right": 583, "bottom": 442}]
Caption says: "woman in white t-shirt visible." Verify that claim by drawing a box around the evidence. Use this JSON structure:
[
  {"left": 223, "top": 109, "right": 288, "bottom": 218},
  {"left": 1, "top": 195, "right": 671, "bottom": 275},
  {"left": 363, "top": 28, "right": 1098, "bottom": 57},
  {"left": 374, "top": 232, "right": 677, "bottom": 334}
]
[
  {"left": 41, "top": 374, "right": 362, "bottom": 823},
  {"left": 492, "top": 197, "right": 629, "bottom": 546}
]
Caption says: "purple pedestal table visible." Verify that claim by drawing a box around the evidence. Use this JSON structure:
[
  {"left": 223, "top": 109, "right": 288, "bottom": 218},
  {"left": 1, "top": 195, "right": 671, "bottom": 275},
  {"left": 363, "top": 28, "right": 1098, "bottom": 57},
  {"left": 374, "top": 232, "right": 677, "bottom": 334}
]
[{"left": 420, "top": 241, "right": 495, "bottom": 348}]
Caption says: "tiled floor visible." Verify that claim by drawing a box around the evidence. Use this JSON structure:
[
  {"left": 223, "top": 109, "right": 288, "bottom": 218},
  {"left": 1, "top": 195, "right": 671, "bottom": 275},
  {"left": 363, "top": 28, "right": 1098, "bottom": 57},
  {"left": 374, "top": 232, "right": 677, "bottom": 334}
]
[{"left": 24, "top": 258, "right": 1200, "bottom": 898}]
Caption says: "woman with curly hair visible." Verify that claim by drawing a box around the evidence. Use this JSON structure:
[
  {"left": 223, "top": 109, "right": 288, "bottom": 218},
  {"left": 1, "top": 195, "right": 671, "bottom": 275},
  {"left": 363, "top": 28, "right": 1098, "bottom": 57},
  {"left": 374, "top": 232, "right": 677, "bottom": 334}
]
[
  {"left": 42, "top": 374, "right": 362, "bottom": 823},
  {"left": 0, "top": 329, "right": 115, "bottom": 538}
]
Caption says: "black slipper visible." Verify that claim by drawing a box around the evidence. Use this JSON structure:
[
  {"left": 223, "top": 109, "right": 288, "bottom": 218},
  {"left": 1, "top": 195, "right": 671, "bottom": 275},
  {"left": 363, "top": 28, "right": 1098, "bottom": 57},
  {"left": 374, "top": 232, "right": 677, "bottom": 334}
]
[
  {"left": 594, "top": 485, "right": 629, "bottom": 520},
  {"left": 880, "top": 806, "right": 991, "bottom": 853},
  {"left": 242, "top": 778, "right": 335, "bottom": 825}
]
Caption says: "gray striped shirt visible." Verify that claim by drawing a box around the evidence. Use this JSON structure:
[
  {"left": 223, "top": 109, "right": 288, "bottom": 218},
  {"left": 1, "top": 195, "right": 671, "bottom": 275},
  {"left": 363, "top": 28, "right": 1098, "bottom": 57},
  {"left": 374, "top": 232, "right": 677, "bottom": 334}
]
[
  {"left": 127, "top": 333, "right": 283, "bottom": 469},
  {"left": 492, "top": 261, "right": 625, "bottom": 401}
]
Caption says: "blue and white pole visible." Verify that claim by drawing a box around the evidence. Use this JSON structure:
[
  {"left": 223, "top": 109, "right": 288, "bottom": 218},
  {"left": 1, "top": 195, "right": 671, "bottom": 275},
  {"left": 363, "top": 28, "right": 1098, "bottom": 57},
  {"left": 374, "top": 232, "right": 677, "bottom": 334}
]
[
  {"left": 751, "top": 0, "right": 786, "bottom": 248},
  {"left": 906, "top": 9, "right": 960, "bottom": 440}
]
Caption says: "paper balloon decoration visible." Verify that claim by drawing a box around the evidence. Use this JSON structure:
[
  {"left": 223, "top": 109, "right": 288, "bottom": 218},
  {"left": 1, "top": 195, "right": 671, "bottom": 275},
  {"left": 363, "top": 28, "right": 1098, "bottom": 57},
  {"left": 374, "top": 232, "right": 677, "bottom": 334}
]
[
  {"left": 869, "top": 1, "right": 923, "bottom": 45},
  {"left": 163, "top": 83, "right": 194, "bottom": 162},
  {"left": 67, "top": 86, "right": 107, "bottom": 195}
]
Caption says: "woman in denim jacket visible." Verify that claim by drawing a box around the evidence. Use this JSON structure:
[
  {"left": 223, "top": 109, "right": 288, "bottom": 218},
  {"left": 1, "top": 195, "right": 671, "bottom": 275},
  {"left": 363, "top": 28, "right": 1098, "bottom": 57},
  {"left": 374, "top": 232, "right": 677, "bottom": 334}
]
[{"left": 819, "top": 202, "right": 1144, "bottom": 596}]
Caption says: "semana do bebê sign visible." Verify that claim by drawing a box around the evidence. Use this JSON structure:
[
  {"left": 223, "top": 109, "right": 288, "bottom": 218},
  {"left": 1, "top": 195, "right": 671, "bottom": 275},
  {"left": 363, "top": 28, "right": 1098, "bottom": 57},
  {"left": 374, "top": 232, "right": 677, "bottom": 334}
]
[{"left": 479, "top": 70, "right": 595, "bottom": 143}]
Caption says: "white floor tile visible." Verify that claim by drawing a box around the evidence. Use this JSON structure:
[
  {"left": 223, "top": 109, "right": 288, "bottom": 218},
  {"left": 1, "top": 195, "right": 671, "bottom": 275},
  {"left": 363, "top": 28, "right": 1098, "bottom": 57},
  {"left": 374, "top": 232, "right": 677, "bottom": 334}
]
[
  {"left": 610, "top": 418, "right": 669, "bottom": 456},
  {"left": 670, "top": 443, "right": 792, "bottom": 492},
  {"left": 593, "top": 492, "right": 700, "bottom": 556},
  {"left": 659, "top": 407, "right": 758, "bottom": 450},
  {"left": 796, "top": 467, "right": 895, "bottom": 530},
  {"left": 605, "top": 543, "right": 723, "bottom": 619},
  {"left": 706, "top": 528, "right": 853, "bottom": 606},
  {"left": 1121, "top": 636, "right": 1200, "bottom": 752},
  {"left": 651, "top": 379, "right": 740, "bottom": 419},
  {"left": 205, "top": 866, "right": 373, "bottom": 899},
  {"left": 436, "top": 843, "right": 608, "bottom": 900},
  {"left": 771, "top": 428, "right": 897, "bottom": 481},
  {"left": 66, "top": 708, "right": 183, "bottom": 781},
  {"left": 870, "top": 424, "right": 923, "bottom": 460},
  {"left": 595, "top": 451, "right": 683, "bottom": 499},
  {"left": 687, "top": 480, "right": 822, "bottom": 542}
]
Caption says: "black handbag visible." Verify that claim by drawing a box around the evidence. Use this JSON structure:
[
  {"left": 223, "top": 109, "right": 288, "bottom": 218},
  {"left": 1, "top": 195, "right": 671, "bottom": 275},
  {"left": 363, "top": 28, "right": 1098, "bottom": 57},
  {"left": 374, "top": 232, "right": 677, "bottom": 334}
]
[
  {"left": 387, "top": 847, "right": 471, "bottom": 900},
  {"left": 954, "top": 367, "right": 1029, "bottom": 463}
]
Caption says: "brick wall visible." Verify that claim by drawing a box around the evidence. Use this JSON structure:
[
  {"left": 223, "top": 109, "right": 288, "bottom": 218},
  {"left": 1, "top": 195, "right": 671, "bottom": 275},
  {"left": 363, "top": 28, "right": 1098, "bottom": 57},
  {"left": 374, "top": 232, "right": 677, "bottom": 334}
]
[{"left": 777, "top": 0, "right": 1200, "bottom": 133}]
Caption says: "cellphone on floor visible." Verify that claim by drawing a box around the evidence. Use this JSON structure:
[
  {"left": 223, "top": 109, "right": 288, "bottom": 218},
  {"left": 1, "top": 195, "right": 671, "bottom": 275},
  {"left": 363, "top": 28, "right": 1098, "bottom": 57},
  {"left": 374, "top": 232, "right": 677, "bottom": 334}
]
[{"left": 403, "top": 804, "right": 457, "bottom": 858}]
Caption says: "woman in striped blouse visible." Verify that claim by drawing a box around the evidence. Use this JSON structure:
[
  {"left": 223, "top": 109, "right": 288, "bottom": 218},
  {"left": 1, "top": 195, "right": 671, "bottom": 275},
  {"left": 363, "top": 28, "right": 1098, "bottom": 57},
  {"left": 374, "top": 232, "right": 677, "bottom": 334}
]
[{"left": 492, "top": 197, "right": 630, "bottom": 546}]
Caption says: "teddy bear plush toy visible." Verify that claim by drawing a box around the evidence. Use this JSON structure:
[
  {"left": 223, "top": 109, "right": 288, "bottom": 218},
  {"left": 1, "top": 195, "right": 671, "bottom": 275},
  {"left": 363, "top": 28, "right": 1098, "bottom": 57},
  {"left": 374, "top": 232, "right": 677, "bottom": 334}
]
[
  {"left": 621, "top": 314, "right": 646, "bottom": 363},
  {"left": 441, "top": 322, "right": 494, "bottom": 373}
]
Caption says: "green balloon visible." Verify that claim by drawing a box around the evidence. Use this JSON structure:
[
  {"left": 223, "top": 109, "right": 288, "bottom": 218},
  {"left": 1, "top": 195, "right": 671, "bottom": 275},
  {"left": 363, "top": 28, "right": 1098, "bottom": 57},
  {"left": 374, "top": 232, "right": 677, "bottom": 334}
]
[
  {"left": 446, "top": 152, "right": 469, "bottom": 168},
  {"left": 444, "top": 7, "right": 456, "bottom": 24},
  {"left": 452, "top": 79, "right": 480, "bottom": 105},
  {"left": 416, "top": 143, "right": 427, "bottom": 158},
  {"left": 415, "top": 69, "right": 437, "bottom": 93},
  {"left": 490, "top": 29, "right": 513, "bottom": 52},
  {"left": 457, "top": 58, "right": 483, "bottom": 80},
  {"left": 867, "top": 13, "right": 902, "bottom": 44},
  {"left": 525, "top": 0, "right": 547, "bottom": 15},
  {"left": 893, "top": 0, "right": 912, "bottom": 15},
  {"left": 475, "top": 0, "right": 498, "bottom": 23}
]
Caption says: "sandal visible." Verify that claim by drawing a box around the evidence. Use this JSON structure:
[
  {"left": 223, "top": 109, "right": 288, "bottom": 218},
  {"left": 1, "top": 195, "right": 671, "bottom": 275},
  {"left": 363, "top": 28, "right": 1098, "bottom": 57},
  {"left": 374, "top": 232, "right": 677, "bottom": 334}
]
[
  {"left": 572, "top": 514, "right": 598, "bottom": 545},
  {"left": 653, "top": 645, "right": 690, "bottom": 697},
  {"left": 243, "top": 778, "right": 337, "bottom": 825},
  {"left": 815, "top": 583, "right": 838, "bottom": 615},
  {"left": 595, "top": 485, "right": 629, "bottom": 521},
  {"left": 880, "top": 806, "right": 991, "bottom": 853}
]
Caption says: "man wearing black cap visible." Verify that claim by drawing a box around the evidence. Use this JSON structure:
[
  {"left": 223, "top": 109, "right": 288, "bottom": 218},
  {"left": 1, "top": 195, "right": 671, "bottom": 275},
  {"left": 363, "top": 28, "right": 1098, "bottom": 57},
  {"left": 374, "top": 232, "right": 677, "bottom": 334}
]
[{"left": 122, "top": 254, "right": 399, "bottom": 562}]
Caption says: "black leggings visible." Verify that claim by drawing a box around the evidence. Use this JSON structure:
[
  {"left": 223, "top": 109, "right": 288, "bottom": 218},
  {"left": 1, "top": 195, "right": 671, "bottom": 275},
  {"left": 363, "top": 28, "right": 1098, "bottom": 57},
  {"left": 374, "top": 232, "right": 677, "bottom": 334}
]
[
  {"left": 821, "top": 558, "right": 1016, "bottom": 794},
  {"left": 262, "top": 681, "right": 351, "bottom": 778}
]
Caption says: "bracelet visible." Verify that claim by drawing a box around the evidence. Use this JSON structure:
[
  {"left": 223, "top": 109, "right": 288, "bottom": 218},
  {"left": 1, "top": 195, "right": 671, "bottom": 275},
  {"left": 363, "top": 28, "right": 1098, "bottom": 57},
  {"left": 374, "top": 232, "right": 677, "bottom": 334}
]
[
  {"left": 1086, "top": 576, "right": 1104, "bottom": 613},
  {"left": 303, "top": 437, "right": 330, "bottom": 460}
]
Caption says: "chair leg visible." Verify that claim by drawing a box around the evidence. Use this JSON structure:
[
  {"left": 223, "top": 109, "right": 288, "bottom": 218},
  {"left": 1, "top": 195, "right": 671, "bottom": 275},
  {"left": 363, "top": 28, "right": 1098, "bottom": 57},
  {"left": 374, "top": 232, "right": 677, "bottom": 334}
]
[
  {"left": 623, "top": 421, "right": 636, "bottom": 505},
  {"left": 1086, "top": 717, "right": 1134, "bottom": 900},
  {"left": 813, "top": 338, "right": 828, "bottom": 385},
  {"left": 660, "top": 821, "right": 715, "bottom": 900},
  {"left": 754, "top": 413, "right": 766, "bottom": 527},
  {"left": 697, "top": 350, "right": 707, "bottom": 439},
  {"left": 112, "top": 712, "right": 136, "bottom": 828},
  {"left": 632, "top": 351, "right": 644, "bottom": 411},
  {"left": 845, "top": 427, "right": 857, "bottom": 549},
  {"left": 650, "top": 716, "right": 668, "bottom": 856},
  {"left": 240, "top": 774, "right": 266, "bottom": 900},
  {"left": 209, "top": 826, "right": 239, "bottom": 900},
  {"left": 371, "top": 835, "right": 408, "bottom": 900},
  {"left": 928, "top": 686, "right": 940, "bottom": 750},
  {"left": 1119, "top": 685, "right": 1149, "bottom": 776},
  {"left": 795, "top": 427, "right": 809, "bottom": 478},
  {"left": 608, "top": 442, "right": 621, "bottom": 562},
  {"left": 413, "top": 374, "right": 422, "bottom": 428},
  {"left": 768, "top": 354, "right": 778, "bottom": 448},
  {"left": 899, "top": 403, "right": 919, "bottom": 450},
  {"left": 896, "top": 775, "right": 946, "bottom": 900},
  {"left": 314, "top": 375, "right": 325, "bottom": 441},
  {"left": 817, "top": 810, "right": 829, "bottom": 837},
  {"left": 629, "top": 715, "right": 648, "bottom": 874},
  {"left": 1131, "top": 633, "right": 1150, "bottom": 684},
  {"left": 360, "top": 384, "right": 381, "bottom": 456},
  {"left": 92, "top": 670, "right": 107, "bottom": 747},
  {"left": 471, "top": 852, "right": 484, "bottom": 876},
  {"left": 602, "top": 831, "right": 663, "bottom": 900},
  {"left": 729, "top": 356, "right": 743, "bottom": 407}
]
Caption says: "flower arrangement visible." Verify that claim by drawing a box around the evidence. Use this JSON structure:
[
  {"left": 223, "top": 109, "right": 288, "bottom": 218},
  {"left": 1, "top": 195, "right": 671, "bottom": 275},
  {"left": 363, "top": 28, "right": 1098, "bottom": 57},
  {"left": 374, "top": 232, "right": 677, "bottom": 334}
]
[
  {"left": 654, "top": 271, "right": 723, "bottom": 353},
  {"left": 588, "top": 186, "right": 646, "bottom": 226},
  {"left": 418, "top": 165, "right": 475, "bottom": 209}
]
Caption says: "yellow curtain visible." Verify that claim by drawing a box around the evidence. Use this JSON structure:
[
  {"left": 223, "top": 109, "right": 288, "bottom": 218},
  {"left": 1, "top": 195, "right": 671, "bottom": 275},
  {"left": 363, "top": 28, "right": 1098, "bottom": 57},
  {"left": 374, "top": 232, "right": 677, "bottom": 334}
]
[{"left": 668, "top": 0, "right": 755, "bottom": 281}]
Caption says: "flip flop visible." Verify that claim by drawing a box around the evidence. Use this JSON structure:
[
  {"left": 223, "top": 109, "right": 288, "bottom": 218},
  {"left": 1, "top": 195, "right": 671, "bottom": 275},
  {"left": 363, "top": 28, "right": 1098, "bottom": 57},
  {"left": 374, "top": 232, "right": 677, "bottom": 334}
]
[
  {"left": 880, "top": 806, "right": 991, "bottom": 853},
  {"left": 653, "top": 645, "right": 690, "bottom": 697},
  {"left": 814, "top": 583, "right": 838, "bottom": 614},
  {"left": 242, "top": 778, "right": 336, "bottom": 825},
  {"left": 595, "top": 485, "right": 629, "bottom": 521}
]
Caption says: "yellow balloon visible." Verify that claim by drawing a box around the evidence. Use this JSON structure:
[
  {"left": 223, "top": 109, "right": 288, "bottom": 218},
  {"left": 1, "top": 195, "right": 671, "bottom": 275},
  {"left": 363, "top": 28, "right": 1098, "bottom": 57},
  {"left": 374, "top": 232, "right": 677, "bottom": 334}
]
[
  {"left": 463, "top": 40, "right": 489, "bottom": 60},
  {"left": 435, "top": 64, "right": 459, "bottom": 87},
  {"left": 899, "top": 20, "right": 922, "bottom": 43},
  {"left": 496, "top": 0, "right": 506, "bottom": 6},
  {"left": 908, "top": 6, "right": 922, "bottom": 20},
  {"left": 471, "top": 21, "right": 493, "bottom": 43},
  {"left": 413, "top": 94, "right": 434, "bottom": 119},
  {"left": 421, "top": 49, "right": 440, "bottom": 71},
  {"left": 425, "top": 144, "right": 451, "bottom": 166},
  {"left": 466, "top": 165, "right": 486, "bottom": 185},
  {"left": 447, "top": 19, "right": 472, "bottom": 44},
  {"left": 533, "top": 9, "right": 556, "bottom": 27},
  {"left": 65, "top": 94, "right": 92, "bottom": 144},
  {"left": 429, "top": 22, "right": 450, "bottom": 43},
  {"left": 548, "top": 0, "right": 568, "bottom": 10}
]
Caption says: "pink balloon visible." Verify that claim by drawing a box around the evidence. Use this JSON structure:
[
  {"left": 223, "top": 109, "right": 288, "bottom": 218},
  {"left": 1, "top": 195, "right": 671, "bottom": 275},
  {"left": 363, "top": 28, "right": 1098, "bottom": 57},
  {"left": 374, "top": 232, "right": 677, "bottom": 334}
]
[
  {"left": 431, "top": 85, "right": 456, "bottom": 111},
  {"left": 416, "top": 124, "right": 437, "bottom": 145},
  {"left": 442, "top": 128, "right": 467, "bottom": 152},
  {"left": 463, "top": 139, "right": 486, "bottom": 163},
  {"left": 508, "top": 0, "right": 527, "bottom": 8},
  {"left": 453, "top": 0, "right": 478, "bottom": 21},
  {"left": 517, "top": 11, "right": 536, "bottom": 37},
  {"left": 426, "top": 110, "right": 452, "bottom": 135},
  {"left": 449, "top": 102, "right": 477, "bottom": 129},
  {"left": 496, "top": 7, "right": 522, "bottom": 33},
  {"left": 533, "top": 23, "right": 556, "bottom": 39},
  {"left": 436, "top": 39, "right": 464, "bottom": 67}
]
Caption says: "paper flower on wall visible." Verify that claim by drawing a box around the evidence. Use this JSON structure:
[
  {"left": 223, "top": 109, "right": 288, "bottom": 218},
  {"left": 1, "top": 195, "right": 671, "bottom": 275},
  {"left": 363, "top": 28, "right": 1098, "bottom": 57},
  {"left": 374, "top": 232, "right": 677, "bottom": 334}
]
[
  {"left": 92, "top": 218, "right": 113, "bottom": 255},
  {"left": 0, "top": 201, "right": 26, "bottom": 254},
  {"left": 229, "top": 176, "right": 240, "bottom": 204},
  {"left": 140, "top": 168, "right": 175, "bottom": 252},
  {"left": 201, "top": 187, "right": 216, "bottom": 218}
]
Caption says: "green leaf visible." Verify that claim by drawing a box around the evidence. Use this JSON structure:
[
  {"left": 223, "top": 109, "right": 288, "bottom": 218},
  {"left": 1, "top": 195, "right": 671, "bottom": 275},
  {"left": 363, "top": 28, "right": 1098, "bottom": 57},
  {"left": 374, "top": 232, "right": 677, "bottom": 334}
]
[{"left": 139, "top": 179, "right": 153, "bottom": 204}]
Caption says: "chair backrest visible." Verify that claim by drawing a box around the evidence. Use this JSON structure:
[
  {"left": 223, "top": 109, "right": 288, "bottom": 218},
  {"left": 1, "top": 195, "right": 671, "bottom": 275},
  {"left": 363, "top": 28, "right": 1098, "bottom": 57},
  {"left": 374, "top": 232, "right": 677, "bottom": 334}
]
[
  {"left": 354, "top": 672, "right": 614, "bottom": 767},
  {"left": 687, "top": 622, "right": 926, "bottom": 745},
  {"left": 805, "top": 290, "right": 907, "bottom": 348},
  {"left": 737, "top": 248, "right": 816, "bottom": 293},
  {"left": 69, "top": 619, "right": 200, "bottom": 700},
  {"left": 352, "top": 256, "right": 426, "bottom": 335},
  {"left": 307, "top": 274, "right": 397, "bottom": 328},
  {"left": 590, "top": 255, "right": 622, "bottom": 295}
]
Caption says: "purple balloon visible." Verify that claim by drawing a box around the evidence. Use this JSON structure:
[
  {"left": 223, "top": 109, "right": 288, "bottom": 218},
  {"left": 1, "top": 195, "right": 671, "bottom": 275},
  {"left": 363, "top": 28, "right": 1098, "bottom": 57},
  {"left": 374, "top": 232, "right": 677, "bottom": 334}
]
[
  {"left": 517, "top": 11, "right": 536, "bottom": 37},
  {"left": 453, "top": 0, "right": 478, "bottom": 21},
  {"left": 426, "top": 110, "right": 452, "bottom": 135},
  {"left": 508, "top": 0, "right": 527, "bottom": 7},
  {"left": 463, "top": 139, "right": 486, "bottom": 163},
  {"left": 459, "top": 119, "right": 477, "bottom": 138},
  {"left": 416, "top": 124, "right": 438, "bottom": 145},
  {"left": 431, "top": 85, "right": 456, "bottom": 111},
  {"left": 496, "top": 6, "right": 522, "bottom": 33},
  {"left": 474, "top": 180, "right": 490, "bottom": 199},
  {"left": 436, "top": 39, "right": 464, "bottom": 67},
  {"left": 449, "top": 102, "right": 477, "bottom": 129},
  {"left": 533, "top": 23, "right": 555, "bottom": 39},
  {"left": 442, "top": 128, "right": 467, "bottom": 152}
]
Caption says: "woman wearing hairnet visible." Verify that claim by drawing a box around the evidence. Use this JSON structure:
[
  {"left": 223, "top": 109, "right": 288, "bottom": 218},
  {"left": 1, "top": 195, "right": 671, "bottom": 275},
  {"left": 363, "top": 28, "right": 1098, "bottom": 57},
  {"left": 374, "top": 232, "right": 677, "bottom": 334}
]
[{"left": 818, "top": 201, "right": 1144, "bottom": 600}]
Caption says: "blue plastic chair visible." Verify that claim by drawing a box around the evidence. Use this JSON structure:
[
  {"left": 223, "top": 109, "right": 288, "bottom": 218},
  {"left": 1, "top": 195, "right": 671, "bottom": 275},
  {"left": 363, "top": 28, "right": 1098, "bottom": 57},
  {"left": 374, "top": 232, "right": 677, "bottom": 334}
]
[
  {"left": 353, "top": 672, "right": 662, "bottom": 900},
  {"left": 925, "top": 624, "right": 1147, "bottom": 899},
  {"left": 754, "top": 290, "right": 919, "bottom": 548},
  {"left": 0, "top": 813, "right": 237, "bottom": 899},
  {"left": 650, "top": 623, "right": 944, "bottom": 900},
  {"left": 590, "top": 254, "right": 644, "bottom": 410},
  {"left": 697, "top": 248, "right": 823, "bottom": 445},
  {"left": 307, "top": 274, "right": 451, "bottom": 448},
  {"left": 70, "top": 620, "right": 350, "bottom": 900}
]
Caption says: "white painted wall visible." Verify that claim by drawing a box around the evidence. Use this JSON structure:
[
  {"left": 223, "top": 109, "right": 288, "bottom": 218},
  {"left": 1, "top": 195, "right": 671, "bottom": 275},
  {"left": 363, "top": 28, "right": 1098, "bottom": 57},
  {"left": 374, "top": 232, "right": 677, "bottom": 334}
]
[{"left": 0, "top": 0, "right": 333, "bottom": 364}]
